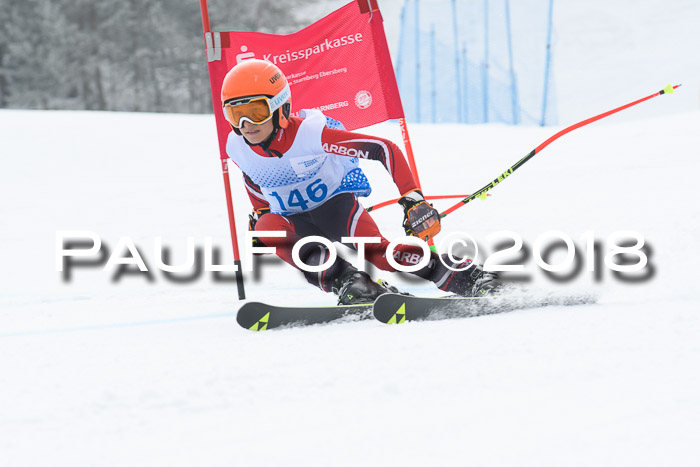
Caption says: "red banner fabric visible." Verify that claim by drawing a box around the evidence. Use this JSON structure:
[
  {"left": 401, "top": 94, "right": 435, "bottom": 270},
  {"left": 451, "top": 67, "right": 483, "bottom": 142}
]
[{"left": 206, "top": 1, "right": 404, "bottom": 158}]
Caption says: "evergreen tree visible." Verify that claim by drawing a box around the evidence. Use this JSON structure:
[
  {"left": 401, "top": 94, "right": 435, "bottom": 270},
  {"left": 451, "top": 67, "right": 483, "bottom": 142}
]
[{"left": 0, "top": 0, "right": 314, "bottom": 112}]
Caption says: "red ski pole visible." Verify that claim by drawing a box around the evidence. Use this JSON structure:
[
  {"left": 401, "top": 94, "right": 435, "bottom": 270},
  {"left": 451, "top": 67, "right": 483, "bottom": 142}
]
[{"left": 441, "top": 84, "right": 681, "bottom": 219}]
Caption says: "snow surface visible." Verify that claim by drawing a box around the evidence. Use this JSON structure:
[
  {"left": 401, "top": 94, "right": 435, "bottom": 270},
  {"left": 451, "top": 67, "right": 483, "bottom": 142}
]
[{"left": 2, "top": 1, "right": 700, "bottom": 466}]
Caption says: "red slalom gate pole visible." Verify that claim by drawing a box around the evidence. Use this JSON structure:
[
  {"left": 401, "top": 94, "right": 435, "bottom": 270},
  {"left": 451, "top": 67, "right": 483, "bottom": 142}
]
[
  {"left": 441, "top": 84, "right": 681, "bottom": 219},
  {"left": 366, "top": 193, "right": 487, "bottom": 213},
  {"left": 200, "top": 0, "right": 246, "bottom": 299},
  {"left": 199, "top": 0, "right": 211, "bottom": 33},
  {"left": 398, "top": 117, "right": 423, "bottom": 190}
]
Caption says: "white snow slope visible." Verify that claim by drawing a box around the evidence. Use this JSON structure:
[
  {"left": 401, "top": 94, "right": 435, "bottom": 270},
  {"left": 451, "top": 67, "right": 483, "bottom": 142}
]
[{"left": 1, "top": 2, "right": 700, "bottom": 467}]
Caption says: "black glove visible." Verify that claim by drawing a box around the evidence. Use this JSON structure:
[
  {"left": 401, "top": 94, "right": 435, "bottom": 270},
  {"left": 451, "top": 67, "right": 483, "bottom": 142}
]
[
  {"left": 398, "top": 190, "right": 442, "bottom": 241},
  {"left": 248, "top": 208, "right": 270, "bottom": 249}
]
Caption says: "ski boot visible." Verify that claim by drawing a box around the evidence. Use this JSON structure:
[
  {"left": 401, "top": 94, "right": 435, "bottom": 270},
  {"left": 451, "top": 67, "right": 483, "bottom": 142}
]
[
  {"left": 333, "top": 267, "right": 396, "bottom": 305},
  {"left": 470, "top": 268, "right": 501, "bottom": 297},
  {"left": 434, "top": 256, "right": 502, "bottom": 297}
]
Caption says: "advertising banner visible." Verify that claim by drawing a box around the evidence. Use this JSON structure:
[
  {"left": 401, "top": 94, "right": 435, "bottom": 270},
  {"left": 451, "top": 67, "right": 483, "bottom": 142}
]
[{"left": 206, "top": 1, "right": 404, "bottom": 157}]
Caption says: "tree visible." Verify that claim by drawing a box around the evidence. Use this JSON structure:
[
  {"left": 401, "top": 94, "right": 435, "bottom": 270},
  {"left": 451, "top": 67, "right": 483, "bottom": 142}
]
[{"left": 0, "top": 0, "right": 316, "bottom": 112}]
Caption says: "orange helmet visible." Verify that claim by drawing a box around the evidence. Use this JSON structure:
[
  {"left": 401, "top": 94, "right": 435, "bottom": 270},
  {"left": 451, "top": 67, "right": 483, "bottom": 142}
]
[{"left": 221, "top": 59, "right": 291, "bottom": 131}]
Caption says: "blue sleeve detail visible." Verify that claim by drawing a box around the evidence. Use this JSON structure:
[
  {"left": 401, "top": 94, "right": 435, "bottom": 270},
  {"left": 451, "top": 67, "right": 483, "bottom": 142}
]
[
  {"left": 336, "top": 168, "right": 372, "bottom": 198},
  {"left": 325, "top": 116, "right": 346, "bottom": 130}
]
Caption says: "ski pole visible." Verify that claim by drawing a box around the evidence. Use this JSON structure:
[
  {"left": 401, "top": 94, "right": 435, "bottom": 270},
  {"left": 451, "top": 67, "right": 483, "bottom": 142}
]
[
  {"left": 440, "top": 84, "right": 681, "bottom": 219},
  {"left": 365, "top": 193, "right": 490, "bottom": 213}
]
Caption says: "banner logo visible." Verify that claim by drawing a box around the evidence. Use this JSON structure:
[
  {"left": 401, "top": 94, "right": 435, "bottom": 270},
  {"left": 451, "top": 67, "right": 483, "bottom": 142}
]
[
  {"left": 354, "top": 90, "right": 372, "bottom": 109},
  {"left": 236, "top": 45, "right": 256, "bottom": 63}
]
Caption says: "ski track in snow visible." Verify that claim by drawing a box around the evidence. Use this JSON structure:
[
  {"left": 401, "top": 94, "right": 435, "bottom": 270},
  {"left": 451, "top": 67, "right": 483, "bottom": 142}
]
[
  {"left": 2, "top": 1, "right": 700, "bottom": 465},
  {"left": 2, "top": 108, "right": 699, "bottom": 467}
]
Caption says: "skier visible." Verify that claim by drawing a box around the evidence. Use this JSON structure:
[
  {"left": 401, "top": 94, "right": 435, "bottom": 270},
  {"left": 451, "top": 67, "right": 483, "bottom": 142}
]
[{"left": 221, "top": 59, "right": 498, "bottom": 304}]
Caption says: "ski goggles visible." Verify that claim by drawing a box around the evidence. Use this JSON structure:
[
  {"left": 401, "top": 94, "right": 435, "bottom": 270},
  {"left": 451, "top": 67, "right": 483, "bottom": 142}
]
[{"left": 222, "top": 83, "right": 291, "bottom": 128}]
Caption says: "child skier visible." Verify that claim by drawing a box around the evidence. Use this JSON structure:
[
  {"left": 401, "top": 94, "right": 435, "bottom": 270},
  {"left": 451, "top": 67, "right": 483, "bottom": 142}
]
[{"left": 221, "top": 59, "right": 498, "bottom": 304}]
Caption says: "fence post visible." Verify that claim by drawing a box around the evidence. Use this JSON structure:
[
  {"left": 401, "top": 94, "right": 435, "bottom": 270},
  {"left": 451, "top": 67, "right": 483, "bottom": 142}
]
[
  {"left": 414, "top": 0, "right": 421, "bottom": 122},
  {"left": 430, "top": 25, "right": 437, "bottom": 123},
  {"left": 451, "top": 0, "right": 463, "bottom": 123},
  {"left": 541, "top": 0, "right": 554, "bottom": 126},
  {"left": 504, "top": 0, "right": 519, "bottom": 124},
  {"left": 482, "top": 0, "right": 489, "bottom": 122}
]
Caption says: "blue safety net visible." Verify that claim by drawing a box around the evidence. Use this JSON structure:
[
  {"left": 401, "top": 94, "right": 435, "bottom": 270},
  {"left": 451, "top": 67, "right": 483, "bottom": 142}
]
[{"left": 394, "top": 0, "right": 557, "bottom": 125}]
